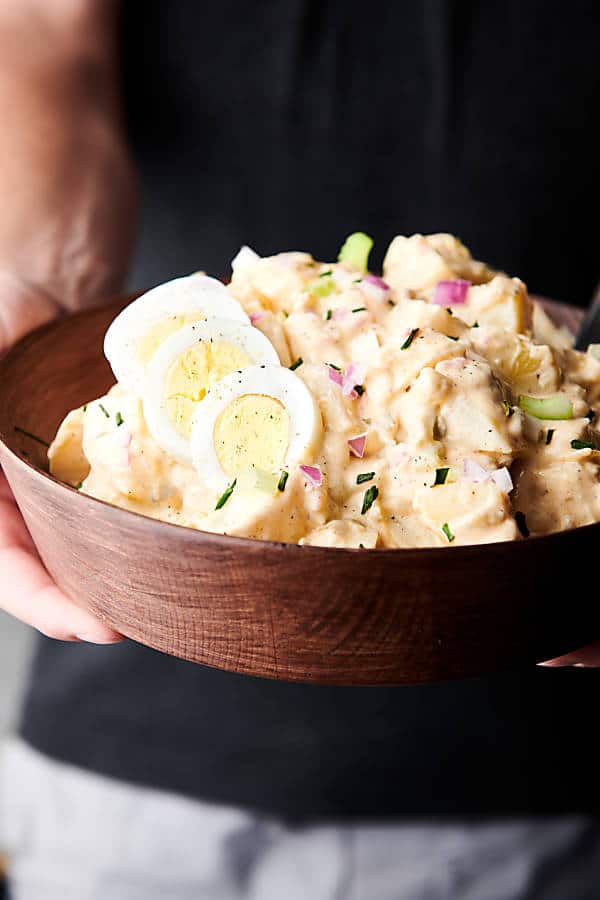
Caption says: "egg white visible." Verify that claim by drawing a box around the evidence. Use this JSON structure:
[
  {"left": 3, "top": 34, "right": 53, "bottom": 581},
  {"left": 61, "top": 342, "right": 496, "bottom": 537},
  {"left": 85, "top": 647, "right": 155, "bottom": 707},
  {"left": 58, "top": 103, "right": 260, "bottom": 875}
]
[
  {"left": 190, "top": 365, "right": 323, "bottom": 492},
  {"left": 104, "top": 275, "right": 249, "bottom": 394},
  {"left": 143, "top": 320, "right": 281, "bottom": 464}
]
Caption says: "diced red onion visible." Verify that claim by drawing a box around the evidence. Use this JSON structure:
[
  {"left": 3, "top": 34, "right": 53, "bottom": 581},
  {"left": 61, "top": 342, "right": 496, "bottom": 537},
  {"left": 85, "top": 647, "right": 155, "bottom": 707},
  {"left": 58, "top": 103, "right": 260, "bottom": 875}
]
[
  {"left": 328, "top": 366, "right": 344, "bottom": 386},
  {"left": 361, "top": 273, "right": 391, "bottom": 302},
  {"left": 462, "top": 457, "right": 513, "bottom": 493},
  {"left": 345, "top": 362, "right": 366, "bottom": 383},
  {"left": 348, "top": 432, "right": 368, "bottom": 458},
  {"left": 332, "top": 307, "right": 349, "bottom": 321},
  {"left": 342, "top": 362, "right": 365, "bottom": 397},
  {"left": 462, "top": 458, "right": 488, "bottom": 482},
  {"left": 433, "top": 279, "right": 470, "bottom": 306},
  {"left": 327, "top": 362, "right": 366, "bottom": 399},
  {"left": 299, "top": 464, "right": 323, "bottom": 487},
  {"left": 490, "top": 467, "right": 513, "bottom": 494},
  {"left": 249, "top": 311, "right": 265, "bottom": 325}
]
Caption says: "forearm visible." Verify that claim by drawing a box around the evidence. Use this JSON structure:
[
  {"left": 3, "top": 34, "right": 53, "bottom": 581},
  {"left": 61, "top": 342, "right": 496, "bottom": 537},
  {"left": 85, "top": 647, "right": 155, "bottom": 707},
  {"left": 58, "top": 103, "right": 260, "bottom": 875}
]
[
  {"left": 0, "top": 4, "right": 129, "bottom": 643},
  {"left": 0, "top": 1, "right": 136, "bottom": 347}
]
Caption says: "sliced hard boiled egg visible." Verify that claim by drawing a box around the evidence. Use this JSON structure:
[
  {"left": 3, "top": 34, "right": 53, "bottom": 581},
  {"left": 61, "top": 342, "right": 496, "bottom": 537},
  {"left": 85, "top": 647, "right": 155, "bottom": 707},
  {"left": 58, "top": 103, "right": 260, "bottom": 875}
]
[
  {"left": 190, "top": 365, "right": 323, "bottom": 492},
  {"left": 143, "top": 320, "right": 280, "bottom": 463},
  {"left": 104, "top": 275, "right": 249, "bottom": 393}
]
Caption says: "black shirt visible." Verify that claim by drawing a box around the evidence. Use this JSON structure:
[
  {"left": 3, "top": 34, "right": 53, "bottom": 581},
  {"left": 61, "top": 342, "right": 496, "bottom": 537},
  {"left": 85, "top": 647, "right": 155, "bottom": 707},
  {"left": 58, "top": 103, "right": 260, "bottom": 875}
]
[{"left": 20, "top": 0, "right": 600, "bottom": 819}]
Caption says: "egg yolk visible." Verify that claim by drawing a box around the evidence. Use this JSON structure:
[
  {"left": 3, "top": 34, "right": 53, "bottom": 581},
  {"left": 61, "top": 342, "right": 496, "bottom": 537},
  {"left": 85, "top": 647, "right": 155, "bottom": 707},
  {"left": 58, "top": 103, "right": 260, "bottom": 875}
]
[
  {"left": 164, "top": 340, "right": 252, "bottom": 437},
  {"left": 213, "top": 394, "right": 290, "bottom": 476},
  {"left": 138, "top": 314, "right": 206, "bottom": 365}
]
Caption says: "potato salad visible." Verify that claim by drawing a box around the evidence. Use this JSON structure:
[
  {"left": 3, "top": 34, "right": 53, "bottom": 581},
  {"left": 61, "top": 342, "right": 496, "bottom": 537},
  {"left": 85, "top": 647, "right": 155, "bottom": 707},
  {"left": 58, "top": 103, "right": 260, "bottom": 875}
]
[{"left": 48, "top": 233, "right": 600, "bottom": 548}]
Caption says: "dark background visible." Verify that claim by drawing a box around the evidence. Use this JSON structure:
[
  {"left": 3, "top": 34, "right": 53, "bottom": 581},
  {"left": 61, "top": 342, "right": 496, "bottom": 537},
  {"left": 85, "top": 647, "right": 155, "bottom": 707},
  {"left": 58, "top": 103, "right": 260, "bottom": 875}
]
[{"left": 123, "top": 0, "right": 599, "bottom": 305}]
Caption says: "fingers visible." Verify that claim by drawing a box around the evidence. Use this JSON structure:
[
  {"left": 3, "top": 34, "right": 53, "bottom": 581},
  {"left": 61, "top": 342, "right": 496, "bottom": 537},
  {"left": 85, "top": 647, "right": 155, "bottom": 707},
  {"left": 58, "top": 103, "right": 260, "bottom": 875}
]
[
  {"left": 538, "top": 641, "right": 600, "bottom": 668},
  {"left": 0, "top": 276, "right": 123, "bottom": 645},
  {"left": 0, "top": 478, "right": 123, "bottom": 644}
]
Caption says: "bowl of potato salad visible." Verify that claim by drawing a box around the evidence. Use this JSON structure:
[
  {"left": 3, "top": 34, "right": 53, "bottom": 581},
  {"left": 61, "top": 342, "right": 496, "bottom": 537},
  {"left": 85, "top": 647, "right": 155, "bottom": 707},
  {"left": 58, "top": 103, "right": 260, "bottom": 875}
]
[{"left": 0, "top": 233, "right": 598, "bottom": 684}]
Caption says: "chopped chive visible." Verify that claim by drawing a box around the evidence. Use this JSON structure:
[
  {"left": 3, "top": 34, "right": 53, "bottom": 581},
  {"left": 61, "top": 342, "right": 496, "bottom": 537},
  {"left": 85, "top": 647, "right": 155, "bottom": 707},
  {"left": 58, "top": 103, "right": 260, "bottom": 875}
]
[
  {"left": 515, "top": 511, "right": 529, "bottom": 537},
  {"left": 361, "top": 484, "right": 379, "bottom": 514},
  {"left": 14, "top": 426, "right": 50, "bottom": 448},
  {"left": 353, "top": 384, "right": 366, "bottom": 396},
  {"left": 98, "top": 403, "right": 110, "bottom": 419},
  {"left": 442, "top": 522, "right": 455, "bottom": 543},
  {"left": 447, "top": 335, "right": 459, "bottom": 341},
  {"left": 289, "top": 357, "right": 303, "bottom": 371},
  {"left": 116, "top": 412, "right": 124, "bottom": 427},
  {"left": 319, "top": 269, "right": 333, "bottom": 278},
  {"left": 472, "top": 321, "right": 480, "bottom": 328},
  {"left": 447, "top": 308, "right": 454, "bottom": 316},
  {"left": 277, "top": 471, "right": 289, "bottom": 492},
  {"left": 352, "top": 277, "right": 363, "bottom": 284},
  {"left": 545, "top": 428, "right": 555, "bottom": 445},
  {"left": 357, "top": 471, "right": 375, "bottom": 484},
  {"left": 388, "top": 299, "right": 395, "bottom": 306},
  {"left": 83, "top": 404, "right": 88, "bottom": 412},
  {"left": 401, "top": 328, "right": 419, "bottom": 350},
  {"left": 571, "top": 439, "right": 595, "bottom": 450},
  {"left": 433, "top": 467, "right": 450, "bottom": 486},
  {"left": 327, "top": 363, "right": 341, "bottom": 371},
  {"left": 352, "top": 307, "right": 367, "bottom": 314},
  {"left": 326, "top": 309, "right": 332, "bottom": 320},
  {"left": 215, "top": 479, "right": 237, "bottom": 510},
  {"left": 75, "top": 482, "right": 83, "bottom": 491}
]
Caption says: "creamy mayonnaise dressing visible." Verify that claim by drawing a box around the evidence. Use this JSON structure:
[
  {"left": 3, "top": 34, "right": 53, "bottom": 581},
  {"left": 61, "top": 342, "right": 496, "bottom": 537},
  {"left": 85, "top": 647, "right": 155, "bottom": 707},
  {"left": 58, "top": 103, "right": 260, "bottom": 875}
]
[{"left": 49, "top": 233, "right": 600, "bottom": 548}]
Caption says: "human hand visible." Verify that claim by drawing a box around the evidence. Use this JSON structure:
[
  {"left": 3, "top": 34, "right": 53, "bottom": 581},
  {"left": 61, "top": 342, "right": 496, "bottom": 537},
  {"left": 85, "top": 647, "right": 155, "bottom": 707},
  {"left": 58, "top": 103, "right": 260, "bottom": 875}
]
[
  {"left": 0, "top": 5, "right": 134, "bottom": 642},
  {"left": 539, "top": 643, "right": 600, "bottom": 668},
  {"left": 0, "top": 276, "right": 123, "bottom": 642},
  {"left": 0, "top": 471, "right": 122, "bottom": 643}
]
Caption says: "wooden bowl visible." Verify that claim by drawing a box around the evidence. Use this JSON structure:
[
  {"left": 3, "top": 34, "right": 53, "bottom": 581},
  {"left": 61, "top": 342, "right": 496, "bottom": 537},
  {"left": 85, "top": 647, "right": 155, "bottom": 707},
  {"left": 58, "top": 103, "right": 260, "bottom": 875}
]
[{"left": 0, "top": 298, "right": 597, "bottom": 685}]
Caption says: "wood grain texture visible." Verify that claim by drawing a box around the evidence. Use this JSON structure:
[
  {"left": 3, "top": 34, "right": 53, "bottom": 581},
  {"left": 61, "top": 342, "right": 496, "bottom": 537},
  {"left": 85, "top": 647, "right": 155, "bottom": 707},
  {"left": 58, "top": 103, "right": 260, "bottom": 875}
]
[{"left": 0, "top": 297, "right": 597, "bottom": 685}]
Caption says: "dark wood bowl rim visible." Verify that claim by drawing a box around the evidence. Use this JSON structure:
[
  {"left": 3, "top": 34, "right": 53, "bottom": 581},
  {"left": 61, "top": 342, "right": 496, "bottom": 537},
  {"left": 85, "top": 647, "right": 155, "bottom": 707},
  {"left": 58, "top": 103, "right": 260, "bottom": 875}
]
[{"left": 1, "top": 300, "right": 598, "bottom": 561}]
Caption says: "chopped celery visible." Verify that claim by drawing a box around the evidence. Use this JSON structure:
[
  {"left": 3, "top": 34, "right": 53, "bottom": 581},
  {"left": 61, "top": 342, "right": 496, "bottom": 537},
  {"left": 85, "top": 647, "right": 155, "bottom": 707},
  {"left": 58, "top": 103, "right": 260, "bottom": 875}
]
[
  {"left": 518, "top": 394, "right": 573, "bottom": 420},
  {"left": 307, "top": 276, "right": 335, "bottom": 298},
  {"left": 253, "top": 468, "right": 281, "bottom": 494},
  {"left": 337, "top": 232, "right": 373, "bottom": 273},
  {"left": 237, "top": 467, "right": 280, "bottom": 495}
]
